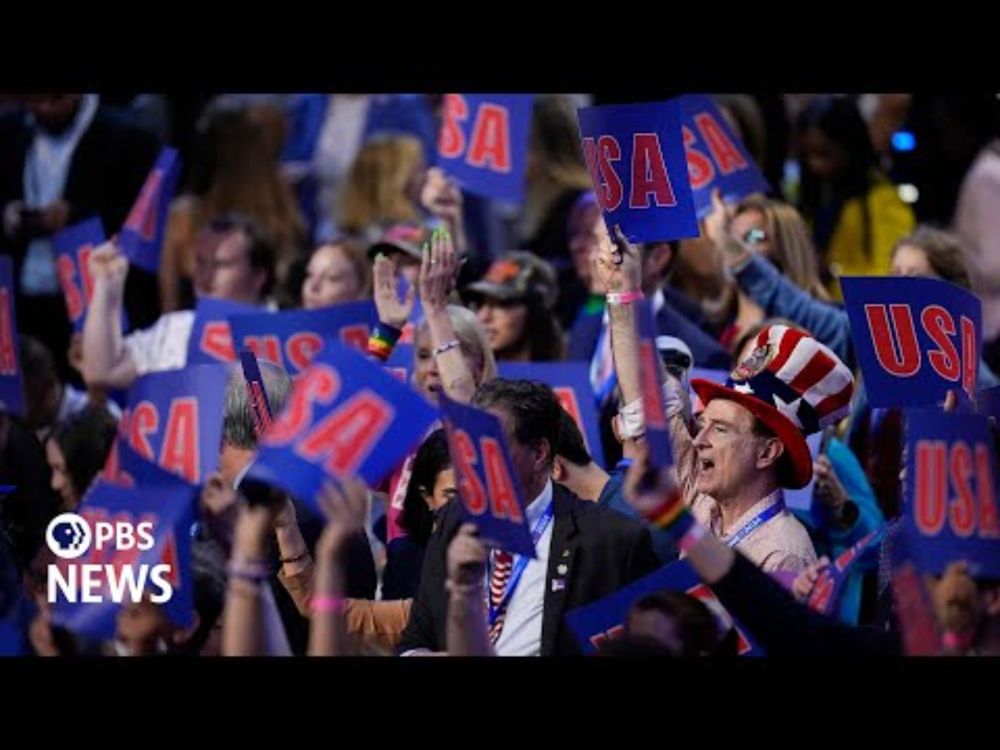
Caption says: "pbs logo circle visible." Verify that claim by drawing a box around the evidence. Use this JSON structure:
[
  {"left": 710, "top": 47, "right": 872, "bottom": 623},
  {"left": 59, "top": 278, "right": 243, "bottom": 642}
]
[{"left": 45, "top": 513, "right": 92, "bottom": 559}]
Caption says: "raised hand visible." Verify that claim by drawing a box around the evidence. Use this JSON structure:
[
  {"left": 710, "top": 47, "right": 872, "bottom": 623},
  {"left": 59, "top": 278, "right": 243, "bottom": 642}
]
[
  {"left": 88, "top": 239, "right": 130, "bottom": 296},
  {"left": 791, "top": 556, "right": 831, "bottom": 601},
  {"left": 447, "top": 523, "right": 487, "bottom": 587},
  {"left": 315, "top": 478, "right": 369, "bottom": 561},
  {"left": 592, "top": 222, "right": 641, "bottom": 295},
  {"left": 373, "top": 252, "right": 416, "bottom": 330},
  {"left": 419, "top": 226, "right": 460, "bottom": 313}
]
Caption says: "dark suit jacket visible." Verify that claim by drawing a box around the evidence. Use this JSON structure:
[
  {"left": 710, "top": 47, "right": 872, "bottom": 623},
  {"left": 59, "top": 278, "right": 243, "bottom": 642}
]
[
  {"left": 566, "top": 293, "right": 732, "bottom": 371},
  {"left": 0, "top": 105, "right": 163, "bottom": 330},
  {"left": 396, "top": 483, "right": 661, "bottom": 656}
]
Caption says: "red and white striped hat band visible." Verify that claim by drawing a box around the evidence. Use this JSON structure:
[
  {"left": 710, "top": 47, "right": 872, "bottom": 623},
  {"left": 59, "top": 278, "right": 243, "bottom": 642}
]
[{"left": 724, "top": 324, "right": 855, "bottom": 436}]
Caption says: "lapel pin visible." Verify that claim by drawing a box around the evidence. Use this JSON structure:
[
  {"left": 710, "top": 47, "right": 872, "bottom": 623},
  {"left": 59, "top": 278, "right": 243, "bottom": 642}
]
[
  {"left": 557, "top": 563, "right": 568, "bottom": 575},
  {"left": 561, "top": 549, "right": 570, "bottom": 558},
  {"left": 551, "top": 578, "right": 567, "bottom": 593}
]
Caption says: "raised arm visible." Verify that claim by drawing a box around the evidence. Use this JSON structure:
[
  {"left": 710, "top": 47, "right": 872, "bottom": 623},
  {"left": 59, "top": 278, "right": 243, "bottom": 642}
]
[
  {"left": 594, "top": 224, "right": 700, "bottom": 505},
  {"left": 308, "top": 480, "right": 369, "bottom": 657},
  {"left": 420, "top": 227, "right": 477, "bottom": 403},
  {"left": 704, "top": 189, "right": 854, "bottom": 366},
  {"left": 81, "top": 241, "right": 138, "bottom": 389},
  {"left": 444, "top": 523, "right": 494, "bottom": 657}
]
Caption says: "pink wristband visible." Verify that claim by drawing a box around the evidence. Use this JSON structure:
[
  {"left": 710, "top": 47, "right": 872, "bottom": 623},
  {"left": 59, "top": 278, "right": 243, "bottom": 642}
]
[
  {"left": 606, "top": 290, "right": 645, "bottom": 306},
  {"left": 310, "top": 595, "right": 347, "bottom": 615}
]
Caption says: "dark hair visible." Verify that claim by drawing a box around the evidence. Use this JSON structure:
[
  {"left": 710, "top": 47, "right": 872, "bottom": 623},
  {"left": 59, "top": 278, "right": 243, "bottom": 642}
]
[
  {"left": 209, "top": 212, "right": 278, "bottom": 299},
  {"left": 796, "top": 96, "right": 878, "bottom": 259},
  {"left": 555, "top": 408, "right": 591, "bottom": 468},
  {"left": 524, "top": 295, "right": 566, "bottom": 362},
  {"left": 472, "top": 379, "right": 562, "bottom": 470},
  {"left": 893, "top": 226, "right": 971, "bottom": 289},
  {"left": 0, "top": 413, "right": 58, "bottom": 571},
  {"left": 183, "top": 538, "right": 228, "bottom": 655},
  {"left": 628, "top": 590, "right": 723, "bottom": 657},
  {"left": 49, "top": 405, "right": 118, "bottom": 502},
  {"left": 19, "top": 335, "right": 58, "bottom": 386},
  {"left": 400, "top": 429, "right": 451, "bottom": 544}
]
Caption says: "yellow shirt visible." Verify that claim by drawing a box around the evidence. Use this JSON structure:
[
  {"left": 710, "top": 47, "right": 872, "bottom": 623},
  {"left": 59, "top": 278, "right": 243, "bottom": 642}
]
[{"left": 826, "top": 179, "right": 915, "bottom": 300}]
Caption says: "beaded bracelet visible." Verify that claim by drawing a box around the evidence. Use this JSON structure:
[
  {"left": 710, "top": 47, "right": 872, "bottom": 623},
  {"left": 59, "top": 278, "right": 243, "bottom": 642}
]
[{"left": 433, "top": 339, "right": 461, "bottom": 357}]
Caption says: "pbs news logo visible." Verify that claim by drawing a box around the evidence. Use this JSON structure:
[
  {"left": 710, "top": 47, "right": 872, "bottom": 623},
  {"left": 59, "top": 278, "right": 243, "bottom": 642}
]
[{"left": 45, "top": 513, "right": 174, "bottom": 605}]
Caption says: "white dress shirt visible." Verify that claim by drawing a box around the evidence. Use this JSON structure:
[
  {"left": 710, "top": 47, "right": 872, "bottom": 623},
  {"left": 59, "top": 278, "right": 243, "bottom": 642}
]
[
  {"left": 493, "top": 480, "right": 555, "bottom": 657},
  {"left": 123, "top": 309, "right": 195, "bottom": 377}
]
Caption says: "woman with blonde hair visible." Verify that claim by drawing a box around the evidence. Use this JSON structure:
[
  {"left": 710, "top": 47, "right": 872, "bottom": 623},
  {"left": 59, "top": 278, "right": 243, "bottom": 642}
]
[
  {"left": 332, "top": 133, "right": 426, "bottom": 242},
  {"left": 160, "top": 98, "right": 307, "bottom": 311}
]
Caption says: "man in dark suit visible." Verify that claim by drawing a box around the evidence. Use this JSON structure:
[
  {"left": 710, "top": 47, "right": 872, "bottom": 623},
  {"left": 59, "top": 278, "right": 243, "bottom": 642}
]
[
  {"left": 397, "top": 379, "right": 660, "bottom": 656},
  {"left": 0, "top": 94, "right": 162, "bottom": 380}
]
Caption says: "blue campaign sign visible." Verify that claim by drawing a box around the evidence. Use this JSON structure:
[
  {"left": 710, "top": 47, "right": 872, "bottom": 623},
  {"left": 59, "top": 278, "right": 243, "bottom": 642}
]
[
  {"left": 576, "top": 99, "right": 699, "bottom": 243},
  {"left": 186, "top": 296, "right": 259, "bottom": 366},
  {"left": 50, "top": 463, "right": 197, "bottom": 642},
  {"left": 228, "top": 301, "right": 377, "bottom": 376},
  {"left": 676, "top": 94, "right": 769, "bottom": 219},
  {"left": 806, "top": 527, "right": 885, "bottom": 616},
  {"left": 247, "top": 339, "right": 438, "bottom": 513},
  {"left": 904, "top": 411, "right": 1000, "bottom": 578},
  {"left": 841, "top": 276, "right": 982, "bottom": 408},
  {"left": 53, "top": 217, "right": 129, "bottom": 334},
  {"left": 438, "top": 394, "right": 535, "bottom": 558},
  {"left": 636, "top": 299, "right": 674, "bottom": 469},
  {"left": 385, "top": 342, "right": 415, "bottom": 387},
  {"left": 497, "top": 362, "right": 606, "bottom": 469},
  {"left": 436, "top": 94, "right": 532, "bottom": 203},
  {"left": 117, "top": 364, "right": 229, "bottom": 486},
  {"left": 979, "top": 385, "right": 1000, "bottom": 421},
  {"left": 564, "top": 559, "right": 763, "bottom": 656},
  {"left": 117, "top": 147, "right": 181, "bottom": 273},
  {"left": 0, "top": 257, "right": 25, "bottom": 416}
]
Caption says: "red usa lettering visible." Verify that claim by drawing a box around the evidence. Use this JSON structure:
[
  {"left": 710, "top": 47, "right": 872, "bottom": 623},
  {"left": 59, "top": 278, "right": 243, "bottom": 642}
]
[
  {"left": 340, "top": 324, "right": 370, "bottom": 353},
  {"left": 200, "top": 321, "right": 236, "bottom": 362},
  {"left": 295, "top": 390, "right": 394, "bottom": 477},
  {"left": 588, "top": 624, "right": 626, "bottom": 650},
  {"left": 264, "top": 364, "right": 341, "bottom": 446},
  {"left": 243, "top": 335, "right": 281, "bottom": 366},
  {"left": 287, "top": 331, "right": 323, "bottom": 370},
  {"left": 683, "top": 125, "right": 715, "bottom": 191},
  {"left": 466, "top": 104, "right": 511, "bottom": 173},
  {"left": 126, "top": 398, "right": 201, "bottom": 483},
  {"left": 692, "top": 112, "right": 748, "bottom": 175},
  {"left": 581, "top": 135, "right": 623, "bottom": 212},
  {"left": 553, "top": 387, "right": 587, "bottom": 452},
  {"left": 448, "top": 426, "right": 488, "bottom": 515},
  {"left": 865, "top": 304, "right": 976, "bottom": 395},
  {"left": 124, "top": 168, "right": 163, "bottom": 242},
  {"left": 639, "top": 340, "right": 666, "bottom": 429},
  {"left": 915, "top": 439, "right": 1000, "bottom": 539},
  {"left": 438, "top": 94, "right": 469, "bottom": 159},
  {"left": 0, "top": 288, "right": 16, "bottom": 376}
]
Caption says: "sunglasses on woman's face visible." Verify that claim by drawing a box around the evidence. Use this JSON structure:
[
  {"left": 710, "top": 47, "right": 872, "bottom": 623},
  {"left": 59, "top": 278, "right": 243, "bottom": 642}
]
[{"left": 742, "top": 228, "right": 768, "bottom": 247}]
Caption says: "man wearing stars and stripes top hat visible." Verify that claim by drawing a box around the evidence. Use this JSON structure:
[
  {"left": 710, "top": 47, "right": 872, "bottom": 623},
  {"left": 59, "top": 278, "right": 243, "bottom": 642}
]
[{"left": 674, "top": 324, "right": 856, "bottom": 573}]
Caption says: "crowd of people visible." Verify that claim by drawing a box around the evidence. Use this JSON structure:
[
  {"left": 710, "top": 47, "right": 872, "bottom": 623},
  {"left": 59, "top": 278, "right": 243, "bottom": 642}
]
[{"left": 0, "top": 92, "right": 998, "bottom": 657}]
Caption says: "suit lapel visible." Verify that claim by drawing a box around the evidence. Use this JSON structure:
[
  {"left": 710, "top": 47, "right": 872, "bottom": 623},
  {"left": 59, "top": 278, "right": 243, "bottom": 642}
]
[{"left": 540, "top": 487, "right": 579, "bottom": 656}]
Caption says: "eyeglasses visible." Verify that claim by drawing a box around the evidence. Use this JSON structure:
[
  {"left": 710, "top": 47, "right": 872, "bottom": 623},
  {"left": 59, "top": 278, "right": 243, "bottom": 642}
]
[{"left": 742, "top": 228, "right": 768, "bottom": 247}]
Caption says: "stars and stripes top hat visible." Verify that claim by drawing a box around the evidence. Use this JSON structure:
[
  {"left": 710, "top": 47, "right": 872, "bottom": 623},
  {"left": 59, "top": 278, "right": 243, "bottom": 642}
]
[{"left": 690, "top": 324, "right": 855, "bottom": 489}]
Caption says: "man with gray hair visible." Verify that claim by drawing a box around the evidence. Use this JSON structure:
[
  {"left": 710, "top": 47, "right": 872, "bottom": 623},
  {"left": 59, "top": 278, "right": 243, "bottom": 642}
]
[{"left": 219, "top": 358, "right": 293, "bottom": 490}]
